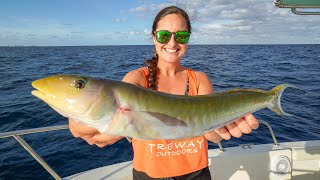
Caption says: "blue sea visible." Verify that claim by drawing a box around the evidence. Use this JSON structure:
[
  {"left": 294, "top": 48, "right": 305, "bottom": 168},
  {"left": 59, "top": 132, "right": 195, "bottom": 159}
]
[{"left": 0, "top": 45, "right": 319, "bottom": 179}]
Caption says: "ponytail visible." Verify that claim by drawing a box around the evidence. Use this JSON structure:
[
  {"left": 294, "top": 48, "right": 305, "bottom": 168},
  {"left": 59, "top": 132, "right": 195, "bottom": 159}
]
[{"left": 145, "top": 53, "right": 158, "bottom": 90}]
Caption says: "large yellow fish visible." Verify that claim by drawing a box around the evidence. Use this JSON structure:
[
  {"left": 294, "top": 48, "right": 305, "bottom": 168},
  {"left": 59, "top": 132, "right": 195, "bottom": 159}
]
[{"left": 32, "top": 74, "right": 293, "bottom": 140}]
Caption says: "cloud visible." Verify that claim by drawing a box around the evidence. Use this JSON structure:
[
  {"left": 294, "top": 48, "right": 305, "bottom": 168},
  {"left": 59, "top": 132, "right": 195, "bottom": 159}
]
[
  {"left": 70, "top": 31, "right": 83, "bottom": 34},
  {"left": 144, "top": 29, "right": 152, "bottom": 35},
  {"left": 113, "top": 18, "right": 127, "bottom": 23},
  {"left": 2, "top": 1, "right": 319, "bottom": 45},
  {"left": 129, "top": 5, "right": 152, "bottom": 14},
  {"left": 219, "top": 9, "right": 251, "bottom": 19},
  {"left": 129, "top": 3, "right": 172, "bottom": 14},
  {"left": 137, "top": 0, "right": 320, "bottom": 44},
  {"left": 0, "top": 16, "right": 90, "bottom": 45},
  {"left": 128, "top": 31, "right": 140, "bottom": 35},
  {"left": 201, "top": 21, "right": 252, "bottom": 33}
]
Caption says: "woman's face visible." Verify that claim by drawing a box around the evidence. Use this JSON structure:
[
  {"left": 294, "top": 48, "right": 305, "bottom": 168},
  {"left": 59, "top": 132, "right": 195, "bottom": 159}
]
[{"left": 153, "top": 14, "right": 189, "bottom": 64}]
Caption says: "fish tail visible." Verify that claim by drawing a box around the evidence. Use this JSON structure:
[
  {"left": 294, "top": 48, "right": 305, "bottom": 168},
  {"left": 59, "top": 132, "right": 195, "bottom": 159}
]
[{"left": 268, "top": 84, "right": 296, "bottom": 116}]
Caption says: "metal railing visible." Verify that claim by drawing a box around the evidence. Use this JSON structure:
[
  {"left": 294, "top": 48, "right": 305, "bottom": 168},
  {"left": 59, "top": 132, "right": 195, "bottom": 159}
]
[
  {"left": 274, "top": 0, "right": 320, "bottom": 15},
  {"left": 217, "top": 120, "right": 279, "bottom": 152},
  {"left": 1, "top": 120, "right": 279, "bottom": 178},
  {"left": 0, "top": 125, "right": 69, "bottom": 180}
]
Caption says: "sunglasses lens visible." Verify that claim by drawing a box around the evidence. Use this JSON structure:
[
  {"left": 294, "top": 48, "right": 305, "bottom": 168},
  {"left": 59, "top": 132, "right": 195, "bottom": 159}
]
[
  {"left": 156, "top": 31, "right": 171, "bottom": 44},
  {"left": 175, "top": 31, "right": 190, "bottom": 44},
  {"left": 155, "top": 30, "right": 190, "bottom": 44}
]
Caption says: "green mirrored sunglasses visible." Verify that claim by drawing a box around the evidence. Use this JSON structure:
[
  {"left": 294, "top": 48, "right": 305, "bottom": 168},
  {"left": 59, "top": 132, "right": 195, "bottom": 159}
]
[{"left": 155, "top": 30, "right": 190, "bottom": 44}]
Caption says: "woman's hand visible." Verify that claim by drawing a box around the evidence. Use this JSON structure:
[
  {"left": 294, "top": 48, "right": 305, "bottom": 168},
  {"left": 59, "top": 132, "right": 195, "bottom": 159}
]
[
  {"left": 69, "top": 118, "right": 123, "bottom": 147},
  {"left": 204, "top": 114, "right": 259, "bottom": 143}
]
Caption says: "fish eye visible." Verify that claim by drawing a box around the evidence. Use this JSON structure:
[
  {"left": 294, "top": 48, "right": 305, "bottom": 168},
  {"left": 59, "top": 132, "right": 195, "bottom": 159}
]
[{"left": 75, "top": 79, "right": 86, "bottom": 89}]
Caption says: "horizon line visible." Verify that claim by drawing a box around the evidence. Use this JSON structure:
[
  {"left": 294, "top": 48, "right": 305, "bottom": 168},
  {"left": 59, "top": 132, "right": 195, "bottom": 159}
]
[{"left": 1, "top": 43, "right": 320, "bottom": 47}]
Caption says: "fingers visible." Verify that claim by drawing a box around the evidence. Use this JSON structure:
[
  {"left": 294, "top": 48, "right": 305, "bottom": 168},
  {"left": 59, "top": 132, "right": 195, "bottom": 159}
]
[
  {"left": 210, "top": 122, "right": 245, "bottom": 143},
  {"left": 68, "top": 118, "right": 124, "bottom": 148},
  {"left": 81, "top": 136, "right": 97, "bottom": 145},
  {"left": 83, "top": 134, "right": 123, "bottom": 147},
  {"left": 208, "top": 114, "right": 260, "bottom": 143},
  {"left": 244, "top": 114, "right": 259, "bottom": 129},
  {"left": 93, "top": 133, "right": 123, "bottom": 144},
  {"left": 78, "top": 133, "right": 122, "bottom": 148},
  {"left": 69, "top": 118, "right": 99, "bottom": 137},
  {"left": 215, "top": 127, "right": 231, "bottom": 140},
  {"left": 94, "top": 134, "right": 123, "bottom": 147},
  {"left": 234, "top": 117, "right": 252, "bottom": 134},
  {"left": 228, "top": 114, "right": 259, "bottom": 137},
  {"left": 225, "top": 122, "right": 242, "bottom": 138},
  {"left": 204, "top": 131, "right": 223, "bottom": 143}
]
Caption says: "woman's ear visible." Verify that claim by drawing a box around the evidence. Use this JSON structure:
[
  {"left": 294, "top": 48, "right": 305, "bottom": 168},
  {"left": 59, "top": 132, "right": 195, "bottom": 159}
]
[{"left": 152, "top": 33, "right": 157, "bottom": 44}]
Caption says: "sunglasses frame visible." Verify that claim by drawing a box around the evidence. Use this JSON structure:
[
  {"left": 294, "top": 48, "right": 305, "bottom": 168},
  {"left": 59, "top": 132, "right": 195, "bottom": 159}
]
[{"left": 155, "top": 30, "right": 191, "bottom": 44}]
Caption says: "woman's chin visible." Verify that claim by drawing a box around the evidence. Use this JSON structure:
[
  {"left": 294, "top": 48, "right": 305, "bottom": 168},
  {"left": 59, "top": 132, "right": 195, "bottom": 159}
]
[{"left": 161, "top": 53, "right": 183, "bottom": 63}]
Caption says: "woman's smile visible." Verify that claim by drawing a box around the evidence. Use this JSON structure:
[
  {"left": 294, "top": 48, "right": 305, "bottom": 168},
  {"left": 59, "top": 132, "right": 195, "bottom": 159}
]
[{"left": 164, "top": 48, "right": 179, "bottom": 53}]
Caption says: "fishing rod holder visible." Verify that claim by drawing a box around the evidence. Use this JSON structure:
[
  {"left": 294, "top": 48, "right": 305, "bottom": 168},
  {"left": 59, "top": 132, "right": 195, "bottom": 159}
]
[
  {"left": 217, "top": 120, "right": 279, "bottom": 152},
  {"left": 274, "top": 0, "right": 320, "bottom": 15}
]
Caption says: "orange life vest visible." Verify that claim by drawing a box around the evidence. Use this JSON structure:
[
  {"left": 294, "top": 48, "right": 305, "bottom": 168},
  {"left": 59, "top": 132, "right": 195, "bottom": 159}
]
[{"left": 132, "top": 67, "right": 209, "bottom": 178}]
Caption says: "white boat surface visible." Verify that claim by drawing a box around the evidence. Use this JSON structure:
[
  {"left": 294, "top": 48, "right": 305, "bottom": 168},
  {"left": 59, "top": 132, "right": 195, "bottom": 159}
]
[{"left": 65, "top": 140, "right": 320, "bottom": 180}]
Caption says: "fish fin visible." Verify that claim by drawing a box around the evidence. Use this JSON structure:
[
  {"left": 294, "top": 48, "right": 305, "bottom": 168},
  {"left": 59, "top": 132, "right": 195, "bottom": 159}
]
[
  {"left": 142, "top": 112, "right": 188, "bottom": 127},
  {"left": 103, "top": 110, "right": 191, "bottom": 140},
  {"left": 219, "top": 88, "right": 265, "bottom": 95},
  {"left": 268, "top": 84, "right": 296, "bottom": 116}
]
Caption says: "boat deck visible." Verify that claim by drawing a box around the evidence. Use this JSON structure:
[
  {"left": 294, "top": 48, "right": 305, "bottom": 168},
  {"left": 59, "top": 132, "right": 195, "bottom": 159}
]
[{"left": 64, "top": 140, "right": 320, "bottom": 180}]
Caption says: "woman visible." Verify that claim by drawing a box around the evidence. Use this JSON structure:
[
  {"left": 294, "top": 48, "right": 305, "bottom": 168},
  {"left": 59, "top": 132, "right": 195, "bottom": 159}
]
[{"left": 69, "top": 6, "right": 259, "bottom": 179}]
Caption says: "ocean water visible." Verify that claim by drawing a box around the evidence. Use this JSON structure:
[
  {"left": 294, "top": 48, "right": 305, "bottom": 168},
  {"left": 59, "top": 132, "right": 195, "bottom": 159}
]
[{"left": 0, "top": 45, "right": 319, "bottom": 179}]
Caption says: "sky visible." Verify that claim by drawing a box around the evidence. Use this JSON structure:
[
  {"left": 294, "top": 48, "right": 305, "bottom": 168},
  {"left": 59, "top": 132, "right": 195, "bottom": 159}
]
[{"left": 0, "top": 0, "right": 319, "bottom": 46}]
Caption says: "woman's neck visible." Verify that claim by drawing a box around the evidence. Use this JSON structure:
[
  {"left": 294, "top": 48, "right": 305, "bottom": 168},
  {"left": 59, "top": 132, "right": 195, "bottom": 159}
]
[{"left": 157, "top": 59, "right": 185, "bottom": 77}]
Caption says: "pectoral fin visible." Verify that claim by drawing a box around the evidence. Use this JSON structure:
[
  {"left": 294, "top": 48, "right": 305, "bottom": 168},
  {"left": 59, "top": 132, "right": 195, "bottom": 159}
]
[
  {"left": 142, "top": 112, "right": 188, "bottom": 127},
  {"left": 103, "top": 110, "right": 191, "bottom": 140}
]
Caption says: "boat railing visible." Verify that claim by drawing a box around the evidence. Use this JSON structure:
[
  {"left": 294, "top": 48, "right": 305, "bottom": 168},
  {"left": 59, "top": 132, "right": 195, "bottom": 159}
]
[
  {"left": 0, "top": 125, "right": 68, "bottom": 180},
  {"left": 274, "top": 0, "right": 320, "bottom": 15},
  {"left": 0, "top": 120, "right": 279, "bottom": 179},
  {"left": 217, "top": 120, "right": 279, "bottom": 152}
]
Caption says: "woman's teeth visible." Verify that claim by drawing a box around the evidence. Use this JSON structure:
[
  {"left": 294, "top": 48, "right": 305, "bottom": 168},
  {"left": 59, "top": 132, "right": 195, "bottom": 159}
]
[{"left": 165, "top": 48, "right": 178, "bottom": 53}]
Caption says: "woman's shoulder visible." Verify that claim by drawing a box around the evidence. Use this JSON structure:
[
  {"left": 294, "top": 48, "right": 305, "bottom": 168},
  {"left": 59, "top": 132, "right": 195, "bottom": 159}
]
[
  {"left": 186, "top": 68, "right": 210, "bottom": 82},
  {"left": 188, "top": 69, "right": 214, "bottom": 94},
  {"left": 194, "top": 71, "right": 210, "bottom": 80},
  {"left": 122, "top": 68, "right": 146, "bottom": 87}
]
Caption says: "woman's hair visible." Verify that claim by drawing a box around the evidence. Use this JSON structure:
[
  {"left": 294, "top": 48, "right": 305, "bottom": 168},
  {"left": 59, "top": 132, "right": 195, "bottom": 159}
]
[{"left": 145, "top": 6, "right": 191, "bottom": 90}]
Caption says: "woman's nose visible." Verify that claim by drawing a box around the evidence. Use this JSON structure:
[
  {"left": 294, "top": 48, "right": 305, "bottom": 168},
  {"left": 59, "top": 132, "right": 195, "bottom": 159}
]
[{"left": 167, "top": 34, "right": 178, "bottom": 46}]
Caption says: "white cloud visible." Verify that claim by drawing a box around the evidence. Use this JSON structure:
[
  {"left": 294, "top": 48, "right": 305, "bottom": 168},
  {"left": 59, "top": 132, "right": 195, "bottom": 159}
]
[
  {"left": 0, "top": 16, "right": 93, "bottom": 45},
  {"left": 1, "top": 1, "right": 319, "bottom": 45},
  {"left": 129, "top": 5, "right": 150, "bottom": 14},
  {"left": 113, "top": 18, "right": 127, "bottom": 23},
  {"left": 136, "top": 0, "right": 320, "bottom": 44},
  {"left": 144, "top": 29, "right": 152, "bottom": 35},
  {"left": 219, "top": 9, "right": 250, "bottom": 19},
  {"left": 202, "top": 22, "right": 252, "bottom": 33},
  {"left": 128, "top": 31, "right": 140, "bottom": 35},
  {"left": 129, "top": 3, "right": 172, "bottom": 14}
]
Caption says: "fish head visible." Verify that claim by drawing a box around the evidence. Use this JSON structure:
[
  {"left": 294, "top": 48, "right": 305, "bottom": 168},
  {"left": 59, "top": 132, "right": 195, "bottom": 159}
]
[{"left": 32, "top": 74, "right": 110, "bottom": 120}]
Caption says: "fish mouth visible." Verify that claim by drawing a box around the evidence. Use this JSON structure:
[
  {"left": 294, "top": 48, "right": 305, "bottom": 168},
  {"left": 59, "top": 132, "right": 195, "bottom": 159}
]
[
  {"left": 32, "top": 87, "right": 68, "bottom": 117},
  {"left": 31, "top": 90, "right": 47, "bottom": 100},
  {"left": 31, "top": 79, "right": 56, "bottom": 103},
  {"left": 32, "top": 79, "right": 48, "bottom": 101}
]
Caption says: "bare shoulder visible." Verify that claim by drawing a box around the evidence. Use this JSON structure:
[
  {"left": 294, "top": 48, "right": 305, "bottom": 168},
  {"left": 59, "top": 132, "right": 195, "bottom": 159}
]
[
  {"left": 194, "top": 71, "right": 214, "bottom": 95},
  {"left": 122, "top": 69, "right": 146, "bottom": 87},
  {"left": 194, "top": 71, "right": 210, "bottom": 81}
]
